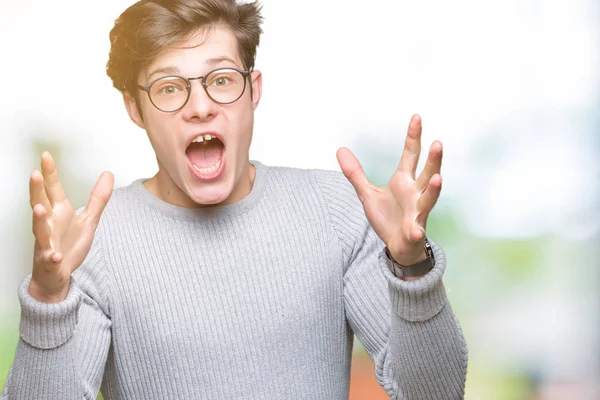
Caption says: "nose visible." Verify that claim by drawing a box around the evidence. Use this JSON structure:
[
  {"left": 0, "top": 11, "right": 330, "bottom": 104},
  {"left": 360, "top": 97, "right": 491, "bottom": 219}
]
[{"left": 180, "top": 80, "right": 218, "bottom": 121}]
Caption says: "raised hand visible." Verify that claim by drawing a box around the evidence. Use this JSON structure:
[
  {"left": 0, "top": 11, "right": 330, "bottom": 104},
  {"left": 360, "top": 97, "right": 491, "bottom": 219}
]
[
  {"left": 337, "top": 114, "right": 443, "bottom": 268},
  {"left": 28, "top": 152, "right": 114, "bottom": 303}
]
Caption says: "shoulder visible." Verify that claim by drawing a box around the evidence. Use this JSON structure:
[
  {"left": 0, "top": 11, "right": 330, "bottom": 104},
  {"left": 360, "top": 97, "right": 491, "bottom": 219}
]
[
  {"left": 260, "top": 162, "right": 353, "bottom": 196},
  {"left": 260, "top": 161, "right": 362, "bottom": 215},
  {"left": 72, "top": 179, "right": 142, "bottom": 272}
]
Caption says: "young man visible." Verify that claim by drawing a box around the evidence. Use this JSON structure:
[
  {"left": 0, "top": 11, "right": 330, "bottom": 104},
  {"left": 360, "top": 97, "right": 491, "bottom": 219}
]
[{"left": 2, "top": 0, "right": 468, "bottom": 399}]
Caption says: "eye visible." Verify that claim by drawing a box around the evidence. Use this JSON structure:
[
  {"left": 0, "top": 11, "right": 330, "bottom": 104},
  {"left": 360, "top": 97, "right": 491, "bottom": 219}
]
[
  {"left": 211, "top": 76, "right": 230, "bottom": 87},
  {"left": 158, "top": 85, "right": 182, "bottom": 95}
]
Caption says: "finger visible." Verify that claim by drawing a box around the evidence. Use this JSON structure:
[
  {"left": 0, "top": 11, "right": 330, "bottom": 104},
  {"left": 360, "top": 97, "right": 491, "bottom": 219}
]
[
  {"left": 336, "top": 147, "right": 371, "bottom": 202},
  {"left": 398, "top": 114, "right": 422, "bottom": 179},
  {"left": 41, "top": 152, "right": 67, "bottom": 206},
  {"left": 82, "top": 172, "right": 114, "bottom": 224},
  {"left": 32, "top": 204, "right": 52, "bottom": 248},
  {"left": 416, "top": 140, "right": 443, "bottom": 191},
  {"left": 29, "top": 169, "right": 51, "bottom": 212},
  {"left": 416, "top": 174, "right": 442, "bottom": 227}
]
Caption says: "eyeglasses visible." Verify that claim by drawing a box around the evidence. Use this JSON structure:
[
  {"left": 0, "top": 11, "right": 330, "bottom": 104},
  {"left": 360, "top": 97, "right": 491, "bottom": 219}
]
[{"left": 136, "top": 67, "right": 251, "bottom": 113}]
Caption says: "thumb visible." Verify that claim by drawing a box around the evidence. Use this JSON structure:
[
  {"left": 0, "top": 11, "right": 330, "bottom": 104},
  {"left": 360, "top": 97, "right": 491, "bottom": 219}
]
[
  {"left": 336, "top": 147, "right": 370, "bottom": 202},
  {"left": 83, "top": 172, "right": 114, "bottom": 223}
]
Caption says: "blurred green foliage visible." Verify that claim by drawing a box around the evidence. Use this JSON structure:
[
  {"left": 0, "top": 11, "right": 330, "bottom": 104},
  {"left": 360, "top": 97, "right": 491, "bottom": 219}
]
[{"left": 0, "top": 318, "right": 18, "bottom": 394}]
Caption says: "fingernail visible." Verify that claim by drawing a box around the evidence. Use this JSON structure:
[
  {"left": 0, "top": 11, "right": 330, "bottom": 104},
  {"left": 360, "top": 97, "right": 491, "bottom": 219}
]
[{"left": 412, "top": 114, "right": 421, "bottom": 127}]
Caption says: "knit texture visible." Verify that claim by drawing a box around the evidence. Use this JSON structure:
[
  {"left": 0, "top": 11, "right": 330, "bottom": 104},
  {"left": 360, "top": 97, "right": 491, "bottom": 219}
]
[{"left": 2, "top": 161, "right": 468, "bottom": 399}]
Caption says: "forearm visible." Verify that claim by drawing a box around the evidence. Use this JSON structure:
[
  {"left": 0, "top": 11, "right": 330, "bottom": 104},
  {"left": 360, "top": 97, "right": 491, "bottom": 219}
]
[
  {"left": 1, "top": 276, "right": 110, "bottom": 400},
  {"left": 380, "top": 302, "right": 468, "bottom": 399},
  {"left": 3, "top": 339, "right": 84, "bottom": 400},
  {"left": 379, "top": 243, "right": 468, "bottom": 399}
]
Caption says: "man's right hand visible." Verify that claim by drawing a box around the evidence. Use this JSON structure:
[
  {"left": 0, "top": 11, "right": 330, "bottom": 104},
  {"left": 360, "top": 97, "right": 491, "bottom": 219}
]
[{"left": 28, "top": 152, "right": 114, "bottom": 304}]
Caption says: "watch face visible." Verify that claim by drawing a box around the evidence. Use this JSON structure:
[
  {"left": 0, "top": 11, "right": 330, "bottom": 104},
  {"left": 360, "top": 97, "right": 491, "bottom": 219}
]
[{"left": 424, "top": 238, "right": 435, "bottom": 263}]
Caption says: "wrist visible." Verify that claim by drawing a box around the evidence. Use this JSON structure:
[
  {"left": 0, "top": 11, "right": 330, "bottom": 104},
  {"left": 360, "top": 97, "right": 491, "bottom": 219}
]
[
  {"left": 389, "top": 249, "right": 428, "bottom": 267},
  {"left": 28, "top": 278, "right": 69, "bottom": 304},
  {"left": 385, "top": 237, "right": 435, "bottom": 280}
]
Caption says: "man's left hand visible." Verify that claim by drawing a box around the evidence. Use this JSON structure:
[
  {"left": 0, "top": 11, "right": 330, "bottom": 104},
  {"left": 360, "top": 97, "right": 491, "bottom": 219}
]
[{"left": 336, "top": 114, "right": 443, "bottom": 267}]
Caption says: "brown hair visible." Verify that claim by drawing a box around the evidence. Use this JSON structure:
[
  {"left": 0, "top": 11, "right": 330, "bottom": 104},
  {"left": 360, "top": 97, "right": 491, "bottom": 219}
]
[{"left": 106, "top": 0, "right": 263, "bottom": 104}]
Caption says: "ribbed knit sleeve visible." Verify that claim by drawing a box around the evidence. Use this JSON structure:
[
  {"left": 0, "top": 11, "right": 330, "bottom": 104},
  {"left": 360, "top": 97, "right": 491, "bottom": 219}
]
[
  {"left": 18, "top": 275, "right": 82, "bottom": 349},
  {"left": 312, "top": 169, "right": 468, "bottom": 400},
  {"left": 2, "top": 226, "right": 113, "bottom": 400}
]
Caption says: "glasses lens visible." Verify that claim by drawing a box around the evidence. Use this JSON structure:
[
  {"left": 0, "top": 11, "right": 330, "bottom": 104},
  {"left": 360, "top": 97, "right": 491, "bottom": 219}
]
[
  {"left": 149, "top": 77, "right": 189, "bottom": 112},
  {"left": 205, "top": 69, "right": 246, "bottom": 104}
]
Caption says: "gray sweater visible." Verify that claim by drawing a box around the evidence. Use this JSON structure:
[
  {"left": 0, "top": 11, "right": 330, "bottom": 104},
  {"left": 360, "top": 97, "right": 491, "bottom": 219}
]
[{"left": 2, "top": 161, "right": 468, "bottom": 399}]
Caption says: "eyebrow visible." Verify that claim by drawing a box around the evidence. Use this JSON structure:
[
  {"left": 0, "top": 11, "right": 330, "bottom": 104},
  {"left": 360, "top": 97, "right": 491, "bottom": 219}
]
[
  {"left": 146, "top": 56, "right": 240, "bottom": 82},
  {"left": 146, "top": 66, "right": 181, "bottom": 82},
  {"left": 205, "top": 56, "right": 239, "bottom": 68}
]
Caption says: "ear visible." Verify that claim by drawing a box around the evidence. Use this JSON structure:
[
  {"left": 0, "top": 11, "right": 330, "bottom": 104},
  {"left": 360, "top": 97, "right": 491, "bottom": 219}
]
[
  {"left": 123, "top": 91, "right": 145, "bottom": 129},
  {"left": 250, "top": 70, "right": 262, "bottom": 110}
]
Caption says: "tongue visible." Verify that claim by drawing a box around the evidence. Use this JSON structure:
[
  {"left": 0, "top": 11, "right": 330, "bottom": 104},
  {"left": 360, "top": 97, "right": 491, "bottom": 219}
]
[{"left": 186, "top": 141, "right": 224, "bottom": 168}]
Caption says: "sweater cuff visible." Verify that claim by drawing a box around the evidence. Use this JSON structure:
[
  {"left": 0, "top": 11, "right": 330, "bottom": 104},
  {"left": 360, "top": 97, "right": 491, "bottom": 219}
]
[
  {"left": 379, "top": 239, "right": 448, "bottom": 322},
  {"left": 18, "top": 275, "right": 82, "bottom": 349}
]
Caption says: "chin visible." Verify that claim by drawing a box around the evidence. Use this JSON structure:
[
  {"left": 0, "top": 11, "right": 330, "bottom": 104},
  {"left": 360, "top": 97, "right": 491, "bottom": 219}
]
[{"left": 187, "top": 182, "right": 233, "bottom": 206}]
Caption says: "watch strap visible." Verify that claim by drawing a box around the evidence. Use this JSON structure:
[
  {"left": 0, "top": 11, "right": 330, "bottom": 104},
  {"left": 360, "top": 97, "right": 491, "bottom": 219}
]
[{"left": 385, "top": 238, "right": 435, "bottom": 279}]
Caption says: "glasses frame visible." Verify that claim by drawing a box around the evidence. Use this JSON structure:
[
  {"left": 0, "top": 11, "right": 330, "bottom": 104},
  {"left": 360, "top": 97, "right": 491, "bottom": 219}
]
[{"left": 136, "top": 67, "right": 251, "bottom": 113}]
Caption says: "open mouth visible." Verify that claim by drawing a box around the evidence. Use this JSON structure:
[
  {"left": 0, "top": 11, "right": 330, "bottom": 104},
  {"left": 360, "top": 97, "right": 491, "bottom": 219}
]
[{"left": 185, "top": 134, "right": 225, "bottom": 178}]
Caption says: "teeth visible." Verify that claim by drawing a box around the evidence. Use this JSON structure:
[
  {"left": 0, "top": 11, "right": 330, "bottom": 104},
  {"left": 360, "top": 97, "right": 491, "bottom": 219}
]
[
  {"left": 192, "top": 134, "right": 215, "bottom": 143},
  {"left": 192, "top": 159, "right": 221, "bottom": 175}
]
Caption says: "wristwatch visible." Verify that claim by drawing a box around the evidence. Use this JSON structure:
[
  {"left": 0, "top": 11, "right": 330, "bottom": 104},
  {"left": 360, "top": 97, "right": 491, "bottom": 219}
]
[{"left": 384, "top": 237, "right": 435, "bottom": 279}]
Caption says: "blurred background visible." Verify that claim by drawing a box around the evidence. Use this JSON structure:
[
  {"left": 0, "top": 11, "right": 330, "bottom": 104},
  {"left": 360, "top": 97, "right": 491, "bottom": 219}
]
[{"left": 1, "top": 0, "right": 598, "bottom": 399}]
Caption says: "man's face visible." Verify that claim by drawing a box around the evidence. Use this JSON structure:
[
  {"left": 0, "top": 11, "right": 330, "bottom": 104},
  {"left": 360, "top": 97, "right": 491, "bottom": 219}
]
[{"left": 127, "top": 26, "right": 262, "bottom": 207}]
